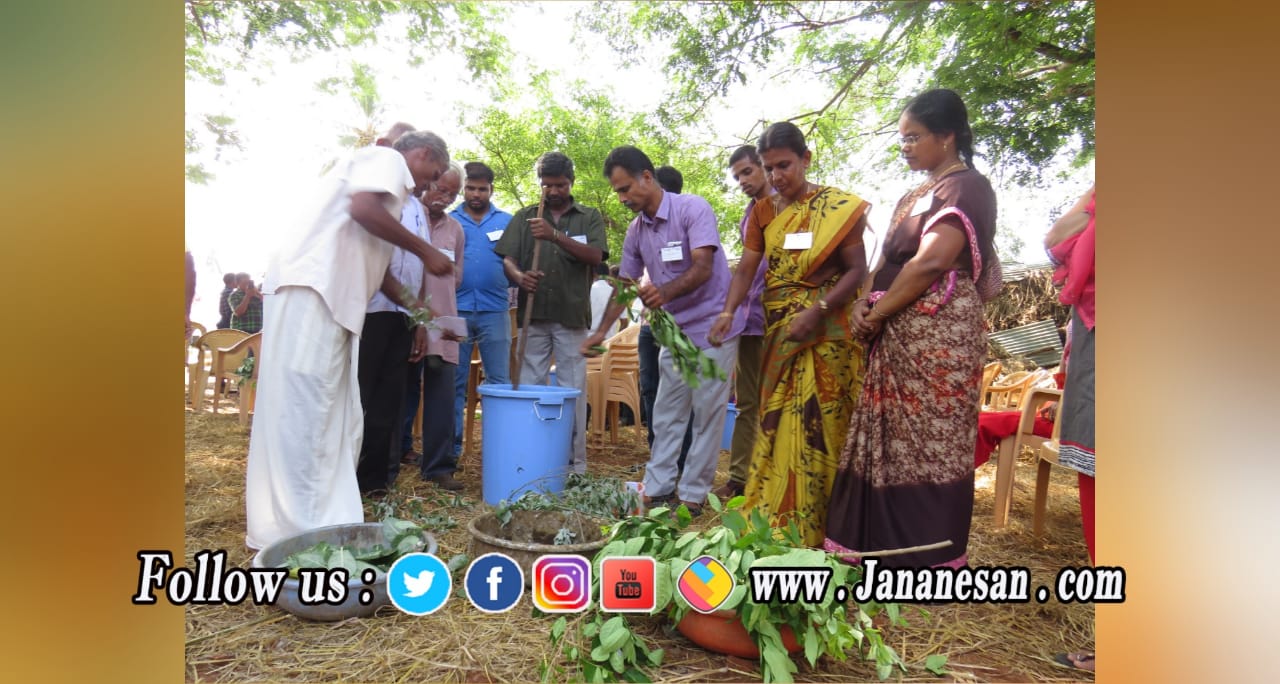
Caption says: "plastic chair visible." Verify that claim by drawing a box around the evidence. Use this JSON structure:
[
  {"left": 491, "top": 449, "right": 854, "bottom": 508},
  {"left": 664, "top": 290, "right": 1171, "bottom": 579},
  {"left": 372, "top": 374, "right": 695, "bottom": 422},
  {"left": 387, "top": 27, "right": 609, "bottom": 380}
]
[
  {"left": 186, "top": 323, "right": 207, "bottom": 398},
  {"left": 189, "top": 329, "right": 249, "bottom": 410},
  {"left": 978, "top": 361, "right": 1001, "bottom": 403},
  {"left": 211, "top": 331, "right": 260, "bottom": 415},
  {"left": 600, "top": 342, "right": 643, "bottom": 443},
  {"left": 586, "top": 323, "right": 641, "bottom": 439},
  {"left": 212, "top": 332, "right": 263, "bottom": 425},
  {"left": 990, "top": 387, "right": 1061, "bottom": 527},
  {"left": 1032, "top": 412, "right": 1068, "bottom": 536},
  {"left": 983, "top": 370, "right": 1047, "bottom": 411},
  {"left": 462, "top": 345, "right": 483, "bottom": 457}
]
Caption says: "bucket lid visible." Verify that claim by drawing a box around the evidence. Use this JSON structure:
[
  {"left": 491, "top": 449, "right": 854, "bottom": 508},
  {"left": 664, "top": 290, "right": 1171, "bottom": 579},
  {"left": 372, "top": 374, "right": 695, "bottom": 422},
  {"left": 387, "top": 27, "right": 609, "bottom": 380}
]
[{"left": 477, "top": 383, "right": 582, "bottom": 400}]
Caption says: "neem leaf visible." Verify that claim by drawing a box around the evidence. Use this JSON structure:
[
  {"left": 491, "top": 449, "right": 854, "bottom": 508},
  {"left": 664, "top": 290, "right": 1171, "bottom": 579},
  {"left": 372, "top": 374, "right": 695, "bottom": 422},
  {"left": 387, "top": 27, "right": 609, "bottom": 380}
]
[
  {"left": 721, "top": 582, "right": 748, "bottom": 611},
  {"left": 447, "top": 553, "right": 470, "bottom": 575},
  {"left": 598, "top": 615, "right": 629, "bottom": 652},
  {"left": 925, "top": 654, "right": 947, "bottom": 675},
  {"left": 649, "top": 561, "right": 672, "bottom": 614}
]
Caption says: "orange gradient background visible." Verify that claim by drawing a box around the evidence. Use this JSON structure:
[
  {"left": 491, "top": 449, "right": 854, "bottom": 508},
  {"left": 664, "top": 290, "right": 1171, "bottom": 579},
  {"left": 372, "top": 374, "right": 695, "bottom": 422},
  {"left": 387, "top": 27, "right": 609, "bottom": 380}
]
[{"left": 2, "top": 1, "right": 1277, "bottom": 682}]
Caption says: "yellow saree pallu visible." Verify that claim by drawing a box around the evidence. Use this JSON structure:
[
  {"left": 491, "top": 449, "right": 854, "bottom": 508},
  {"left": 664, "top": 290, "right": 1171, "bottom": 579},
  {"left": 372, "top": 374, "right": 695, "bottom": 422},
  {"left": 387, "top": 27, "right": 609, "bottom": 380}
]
[{"left": 741, "top": 187, "right": 868, "bottom": 546}]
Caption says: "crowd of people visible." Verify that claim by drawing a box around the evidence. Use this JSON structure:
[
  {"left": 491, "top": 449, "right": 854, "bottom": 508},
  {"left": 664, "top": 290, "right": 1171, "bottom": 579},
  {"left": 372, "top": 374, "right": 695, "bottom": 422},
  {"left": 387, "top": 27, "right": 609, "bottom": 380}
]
[{"left": 198, "top": 89, "right": 1094, "bottom": 669}]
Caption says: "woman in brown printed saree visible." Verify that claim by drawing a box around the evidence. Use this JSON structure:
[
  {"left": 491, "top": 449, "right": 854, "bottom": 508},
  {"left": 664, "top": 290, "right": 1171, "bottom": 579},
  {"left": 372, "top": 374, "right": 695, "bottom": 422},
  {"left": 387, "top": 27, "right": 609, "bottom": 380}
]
[
  {"left": 711, "top": 122, "right": 870, "bottom": 546},
  {"left": 823, "top": 89, "right": 1000, "bottom": 568}
]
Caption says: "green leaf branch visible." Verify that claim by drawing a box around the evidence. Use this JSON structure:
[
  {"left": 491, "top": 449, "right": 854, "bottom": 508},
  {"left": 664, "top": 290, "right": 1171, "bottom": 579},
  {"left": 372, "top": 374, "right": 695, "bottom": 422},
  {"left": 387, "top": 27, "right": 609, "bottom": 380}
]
[{"left": 605, "top": 276, "right": 726, "bottom": 388}]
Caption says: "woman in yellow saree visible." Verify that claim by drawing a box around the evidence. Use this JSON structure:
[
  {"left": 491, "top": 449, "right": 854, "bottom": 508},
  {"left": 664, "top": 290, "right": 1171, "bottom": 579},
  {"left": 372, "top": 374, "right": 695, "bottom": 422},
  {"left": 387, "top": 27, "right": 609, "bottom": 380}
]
[{"left": 710, "top": 122, "right": 870, "bottom": 546}]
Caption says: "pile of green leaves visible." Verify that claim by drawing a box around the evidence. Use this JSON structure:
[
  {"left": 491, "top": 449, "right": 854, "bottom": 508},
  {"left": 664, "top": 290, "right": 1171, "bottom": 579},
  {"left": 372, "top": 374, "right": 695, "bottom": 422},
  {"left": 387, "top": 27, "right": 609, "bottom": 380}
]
[
  {"left": 495, "top": 473, "right": 641, "bottom": 528},
  {"left": 544, "top": 495, "right": 907, "bottom": 683},
  {"left": 281, "top": 517, "right": 428, "bottom": 578},
  {"left": 605, "top": 277, "right": 725, "bottom": 388}
]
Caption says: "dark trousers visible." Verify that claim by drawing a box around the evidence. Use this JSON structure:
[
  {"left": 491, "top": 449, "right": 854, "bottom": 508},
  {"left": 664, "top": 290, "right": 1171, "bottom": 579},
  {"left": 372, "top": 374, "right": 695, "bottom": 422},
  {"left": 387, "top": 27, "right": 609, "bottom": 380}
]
[
  {"left": 394, "top": 358, "right": 425, "bottom": 485},
  {"left": 355, "top": 312, "right": 412, "bottom": 493},
  {"left": 638, "top": 323, "right": 692, "bottom": 472},
  {"left": 419, "top": 356, "right": 458, "bottom": 479},
  {"left": 401, "top": 358, "right": 424, "bottom": 453}
]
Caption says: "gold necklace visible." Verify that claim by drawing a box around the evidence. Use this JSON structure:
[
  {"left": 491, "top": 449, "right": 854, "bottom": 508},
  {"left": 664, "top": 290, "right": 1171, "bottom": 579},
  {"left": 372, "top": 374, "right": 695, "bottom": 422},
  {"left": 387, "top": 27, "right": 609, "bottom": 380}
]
[
  {"left": 889, "top": 163, "right": 967, "bottom": 229},
  {"left": 929, "top": 161, "right": 968, "bottom": 182}
]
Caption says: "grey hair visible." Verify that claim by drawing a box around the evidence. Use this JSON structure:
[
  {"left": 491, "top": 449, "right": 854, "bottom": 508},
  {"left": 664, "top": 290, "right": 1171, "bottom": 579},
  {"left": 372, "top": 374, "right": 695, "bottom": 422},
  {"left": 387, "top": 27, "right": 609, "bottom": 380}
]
[
  {"left": 380, "top": 121, "right": 416, "bottom": 145},
  {"left": 425, "top": 162, "right": 466, "bottom": 196},
  {"left": 393, "top": 130, "right": 450, "bottom": 165}
]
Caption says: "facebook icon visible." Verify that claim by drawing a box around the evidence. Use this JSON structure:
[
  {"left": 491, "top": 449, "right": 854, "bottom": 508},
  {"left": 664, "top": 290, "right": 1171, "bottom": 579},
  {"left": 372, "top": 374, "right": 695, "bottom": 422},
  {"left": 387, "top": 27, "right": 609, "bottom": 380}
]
[{"left": 464, "top": 552, "right": 523, "bottom": 613}]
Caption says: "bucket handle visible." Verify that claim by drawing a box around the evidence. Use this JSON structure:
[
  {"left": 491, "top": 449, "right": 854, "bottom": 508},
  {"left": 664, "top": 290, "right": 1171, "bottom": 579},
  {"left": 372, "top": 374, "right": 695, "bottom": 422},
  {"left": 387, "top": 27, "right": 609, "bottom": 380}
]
[{"left": 532, "top": 397, "right": 566, "bottom": 422}]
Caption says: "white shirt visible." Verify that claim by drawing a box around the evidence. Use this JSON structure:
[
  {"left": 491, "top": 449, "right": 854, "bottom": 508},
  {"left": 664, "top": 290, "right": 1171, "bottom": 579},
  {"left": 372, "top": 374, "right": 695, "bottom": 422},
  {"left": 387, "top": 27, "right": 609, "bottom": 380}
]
[
  {"left": 366, "top": 196, "right": 431, "bottom": 315},
  {"left": 590, "top": 278, "right": 620, "bottom": 338},
  {"left": 264, "top": 146, "right": 415, "bottom": 335}
]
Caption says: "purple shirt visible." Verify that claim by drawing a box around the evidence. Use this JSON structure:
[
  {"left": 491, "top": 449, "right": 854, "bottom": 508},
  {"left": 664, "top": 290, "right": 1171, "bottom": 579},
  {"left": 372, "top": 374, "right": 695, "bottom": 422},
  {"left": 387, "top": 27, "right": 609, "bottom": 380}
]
[
  {"left": 739, "top": 198, "right": 769, "bottom": 336},
  {"left": 620, "top": 192, "right": 743, "bottom": 349}
]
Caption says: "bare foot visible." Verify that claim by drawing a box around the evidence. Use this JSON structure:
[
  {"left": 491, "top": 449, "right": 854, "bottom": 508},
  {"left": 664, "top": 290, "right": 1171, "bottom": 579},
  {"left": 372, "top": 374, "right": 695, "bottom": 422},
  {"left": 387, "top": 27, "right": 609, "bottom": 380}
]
[{"left": 1054, "top": 652, "right": 1095, "bottom": 672}]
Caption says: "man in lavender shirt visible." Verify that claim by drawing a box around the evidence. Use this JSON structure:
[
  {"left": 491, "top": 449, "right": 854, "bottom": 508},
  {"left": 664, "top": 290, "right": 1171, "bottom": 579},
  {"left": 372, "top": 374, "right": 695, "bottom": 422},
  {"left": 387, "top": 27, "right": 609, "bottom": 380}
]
[
  {"left": 715, "top": 145, "right": 773, "bottom": 499},
  {"left": 583, "top": 145, "right": 743, "bottom": 515}
]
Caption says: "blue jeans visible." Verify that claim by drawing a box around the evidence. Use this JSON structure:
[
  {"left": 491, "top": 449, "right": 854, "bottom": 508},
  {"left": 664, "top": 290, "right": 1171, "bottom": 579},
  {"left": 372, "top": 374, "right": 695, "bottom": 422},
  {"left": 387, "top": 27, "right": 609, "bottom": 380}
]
[{"left": 453, "top": 309, "right": 511, "bottom": 455}]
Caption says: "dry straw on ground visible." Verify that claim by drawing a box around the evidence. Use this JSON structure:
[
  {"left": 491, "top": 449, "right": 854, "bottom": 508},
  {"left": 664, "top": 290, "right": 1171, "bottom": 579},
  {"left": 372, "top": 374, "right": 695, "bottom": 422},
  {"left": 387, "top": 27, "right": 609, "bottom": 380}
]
[{"left": 185, "top": 403, "right": 1094, "bottom": 683}]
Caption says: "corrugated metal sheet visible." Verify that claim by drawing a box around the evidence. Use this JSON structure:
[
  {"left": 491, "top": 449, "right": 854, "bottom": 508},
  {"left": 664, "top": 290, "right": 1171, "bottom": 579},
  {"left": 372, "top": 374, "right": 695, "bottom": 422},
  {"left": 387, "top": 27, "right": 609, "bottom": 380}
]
[
  {"left": 1000, "top": 261, "right": 1053, "bottom": 283},
  {"left": 989, "top": 318, "right": 1063, "bottom": 368}
]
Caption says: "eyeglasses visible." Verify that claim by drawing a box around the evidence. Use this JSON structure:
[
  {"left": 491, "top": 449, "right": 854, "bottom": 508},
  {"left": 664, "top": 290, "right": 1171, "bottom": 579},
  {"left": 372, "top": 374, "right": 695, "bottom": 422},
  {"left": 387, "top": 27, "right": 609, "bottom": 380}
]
[{"left": 898, "top": 133, "right": 930, "bottom": 146}]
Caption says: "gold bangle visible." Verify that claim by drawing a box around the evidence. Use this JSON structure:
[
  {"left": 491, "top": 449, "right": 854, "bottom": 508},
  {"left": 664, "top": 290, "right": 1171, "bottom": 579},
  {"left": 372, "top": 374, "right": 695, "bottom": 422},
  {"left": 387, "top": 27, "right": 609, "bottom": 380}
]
[
  {"left": 717, "top": 311, "right": 734, "bottom": 319},
  {"left": 871, "top": 303, "right": 889, "bottom": 320},
  {"left": 816, "top": 298, "right": 830, "bottom": 312}
]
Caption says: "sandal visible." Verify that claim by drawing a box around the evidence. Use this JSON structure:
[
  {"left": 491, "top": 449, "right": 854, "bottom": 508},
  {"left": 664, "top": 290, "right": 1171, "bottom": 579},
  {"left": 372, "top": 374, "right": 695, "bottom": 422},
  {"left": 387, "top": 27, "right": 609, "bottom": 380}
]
[{"left": 1053, "top": 652, "right": 1095, "bottom": 672}]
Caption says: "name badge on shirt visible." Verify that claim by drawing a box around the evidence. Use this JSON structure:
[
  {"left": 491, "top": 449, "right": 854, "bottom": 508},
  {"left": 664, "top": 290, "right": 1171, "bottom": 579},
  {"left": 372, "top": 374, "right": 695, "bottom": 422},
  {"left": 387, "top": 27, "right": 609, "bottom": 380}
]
[
  {"left": 782, "top": 232, "right": 813, "bottom": 250},
  {"left": 439, "top": 248, "right": 455, "bottom": 263},
  {"left": 571, "top": 234, "right": 588, "bottom": 244},
  {"left": 487, "top": 229, "right": 504, "bottom": 242},
  {"left": 660, "top": 243, "right": 683, "bottom": 262},
  {"left": 910, "top": 191, "right": 934, "bottom": 217}
]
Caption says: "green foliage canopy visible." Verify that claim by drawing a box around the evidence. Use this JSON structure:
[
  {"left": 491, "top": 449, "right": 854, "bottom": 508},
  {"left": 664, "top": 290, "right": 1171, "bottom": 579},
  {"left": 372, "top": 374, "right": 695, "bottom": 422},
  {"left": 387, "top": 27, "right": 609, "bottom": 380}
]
[
  {"left": 456, "top": 76, "right": 751, "bottom": 261},
  {"left": 583, "top": 1, "right": 1095, "bottom": 184}
]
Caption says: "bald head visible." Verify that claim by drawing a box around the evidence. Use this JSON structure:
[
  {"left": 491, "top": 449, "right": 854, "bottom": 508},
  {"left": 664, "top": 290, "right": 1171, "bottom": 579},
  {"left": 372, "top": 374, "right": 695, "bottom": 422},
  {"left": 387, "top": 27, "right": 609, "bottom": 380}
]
[{"left": 375, "top": 121, "right": 417, "bottom": 147}]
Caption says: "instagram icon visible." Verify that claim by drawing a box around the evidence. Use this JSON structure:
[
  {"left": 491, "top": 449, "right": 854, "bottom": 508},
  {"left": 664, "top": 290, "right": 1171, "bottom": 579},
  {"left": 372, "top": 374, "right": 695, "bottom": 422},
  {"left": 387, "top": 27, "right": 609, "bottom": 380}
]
[{"left": 532, "top": 555, "right": 592, "bottom": 613}]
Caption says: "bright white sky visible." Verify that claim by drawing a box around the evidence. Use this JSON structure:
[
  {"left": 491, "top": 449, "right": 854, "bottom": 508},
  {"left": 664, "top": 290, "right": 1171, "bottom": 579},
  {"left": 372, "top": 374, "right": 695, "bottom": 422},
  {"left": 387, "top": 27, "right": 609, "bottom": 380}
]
[{"left": 185, "top": 1, "right": 1092, "bottom": 326}]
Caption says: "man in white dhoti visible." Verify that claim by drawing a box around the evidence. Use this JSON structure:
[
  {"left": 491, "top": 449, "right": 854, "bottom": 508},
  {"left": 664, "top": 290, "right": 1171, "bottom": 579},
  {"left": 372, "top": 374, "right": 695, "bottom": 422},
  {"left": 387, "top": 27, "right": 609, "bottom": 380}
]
[{"left": 245, "top": 128, "right": 455, "bottom": 550}]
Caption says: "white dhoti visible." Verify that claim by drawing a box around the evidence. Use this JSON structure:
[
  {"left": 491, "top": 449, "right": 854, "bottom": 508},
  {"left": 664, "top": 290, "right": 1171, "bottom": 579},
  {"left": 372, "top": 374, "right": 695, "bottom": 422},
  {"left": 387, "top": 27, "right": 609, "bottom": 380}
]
[{"left": 245, "top": 286, "right": 364, "bottom": 550}]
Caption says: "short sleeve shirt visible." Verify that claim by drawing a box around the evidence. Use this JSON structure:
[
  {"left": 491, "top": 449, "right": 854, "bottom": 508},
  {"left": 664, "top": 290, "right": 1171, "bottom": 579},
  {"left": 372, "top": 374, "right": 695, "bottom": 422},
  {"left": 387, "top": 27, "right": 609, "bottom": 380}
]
[
  {"left": 872, "top": 169, "right": 997, "bottom": 291},
  {"left": 495, "top": 199, "right": 609, "bottom": 329},
  {"left": 619, "top": 192, "right": 741, "bottom": 348},
  {"left": 264, "top": 146, "right": 415, "bottom": 335}
]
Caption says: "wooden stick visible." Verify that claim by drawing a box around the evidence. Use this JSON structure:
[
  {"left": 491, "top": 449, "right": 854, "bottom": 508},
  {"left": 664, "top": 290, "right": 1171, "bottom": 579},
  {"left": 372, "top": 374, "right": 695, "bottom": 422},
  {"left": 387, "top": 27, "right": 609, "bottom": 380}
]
[
  {"left": 510, "top": 196, "right": 546, "bottom": 390},
  {"left": 833, "top": 539, "right": 952, "bottom": 559}
]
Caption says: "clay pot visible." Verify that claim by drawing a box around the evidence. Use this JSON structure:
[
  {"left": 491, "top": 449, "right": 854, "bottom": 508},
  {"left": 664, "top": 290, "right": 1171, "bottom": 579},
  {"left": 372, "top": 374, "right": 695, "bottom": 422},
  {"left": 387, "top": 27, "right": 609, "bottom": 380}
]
[{"left": 675, "top": 609, "right": 802, "bottom": 658}]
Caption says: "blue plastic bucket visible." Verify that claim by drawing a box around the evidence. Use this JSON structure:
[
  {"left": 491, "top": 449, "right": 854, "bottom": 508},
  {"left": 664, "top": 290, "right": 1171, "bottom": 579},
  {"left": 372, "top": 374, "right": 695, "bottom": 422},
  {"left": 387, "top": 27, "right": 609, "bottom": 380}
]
[
  {"left": 721, "top": 402, "right": 739, "bottom": 450},
  {"left": 477, "top": 383, "right": 581, "bottom": 505}
]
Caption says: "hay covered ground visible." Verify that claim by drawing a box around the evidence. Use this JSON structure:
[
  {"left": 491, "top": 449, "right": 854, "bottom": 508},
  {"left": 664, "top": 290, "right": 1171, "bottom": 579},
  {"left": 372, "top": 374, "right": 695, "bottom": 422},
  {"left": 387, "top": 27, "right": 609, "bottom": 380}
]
[{"left": 185, "top": 401, "right": 1093, "bottom": 683}]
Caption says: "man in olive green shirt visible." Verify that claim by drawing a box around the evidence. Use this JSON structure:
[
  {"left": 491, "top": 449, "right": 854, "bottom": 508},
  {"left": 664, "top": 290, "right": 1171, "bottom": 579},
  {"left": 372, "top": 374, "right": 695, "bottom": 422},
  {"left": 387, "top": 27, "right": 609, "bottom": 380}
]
[{"left": 496, "top": 151, "right": 608, "bottom": 474}]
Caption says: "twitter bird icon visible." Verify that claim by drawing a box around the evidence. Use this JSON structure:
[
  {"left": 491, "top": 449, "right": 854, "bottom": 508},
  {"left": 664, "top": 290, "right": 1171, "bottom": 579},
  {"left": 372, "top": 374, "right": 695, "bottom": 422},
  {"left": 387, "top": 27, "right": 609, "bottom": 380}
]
[
  {"left": 403, "top": 570, "right": 435, "bottom": 598},
  {"left": 388, "top": 553, "right": 450, "bottom": 616}
]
